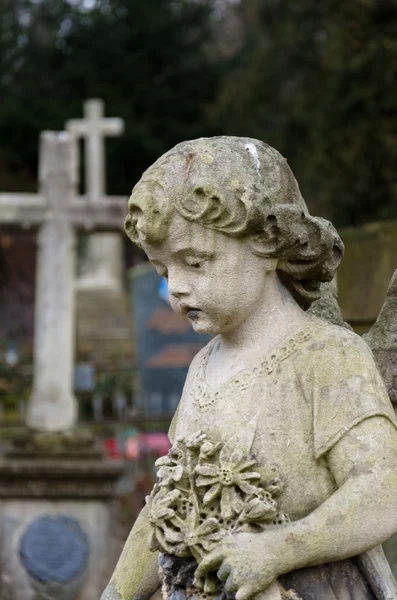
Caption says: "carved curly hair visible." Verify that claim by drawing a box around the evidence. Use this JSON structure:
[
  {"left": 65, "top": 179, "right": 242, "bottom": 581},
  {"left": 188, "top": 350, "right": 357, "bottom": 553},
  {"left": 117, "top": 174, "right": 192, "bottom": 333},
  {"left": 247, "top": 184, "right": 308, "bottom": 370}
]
[{"left": 125, "top": 136, "right": 343, "bottom": 309}]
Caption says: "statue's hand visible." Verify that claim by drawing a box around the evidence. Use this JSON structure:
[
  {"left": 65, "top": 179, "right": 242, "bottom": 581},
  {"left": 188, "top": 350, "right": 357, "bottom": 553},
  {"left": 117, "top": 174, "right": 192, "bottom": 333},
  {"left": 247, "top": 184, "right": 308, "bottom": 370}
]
[{"left": 194, "top": 532, "right": 282, "bottom": 600}]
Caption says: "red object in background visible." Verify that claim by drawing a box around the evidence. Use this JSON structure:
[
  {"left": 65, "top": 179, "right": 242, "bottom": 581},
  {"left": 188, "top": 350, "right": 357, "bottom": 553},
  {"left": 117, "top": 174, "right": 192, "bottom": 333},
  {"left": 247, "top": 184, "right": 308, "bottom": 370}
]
[
  {"left": 124, "top": 432, "right": 171, "bottom": 461},
  {"left": 125, "top": 436, "right": 139, "bottom": 460},
  {"left": 139, "top": 432, "right": 171, "bottom": 458},
  {"left": 104, "top": 438, "right": 123, "bottom": 460},
  {"left": 105, "top": 432, "right": 171, "bottom": 461}
]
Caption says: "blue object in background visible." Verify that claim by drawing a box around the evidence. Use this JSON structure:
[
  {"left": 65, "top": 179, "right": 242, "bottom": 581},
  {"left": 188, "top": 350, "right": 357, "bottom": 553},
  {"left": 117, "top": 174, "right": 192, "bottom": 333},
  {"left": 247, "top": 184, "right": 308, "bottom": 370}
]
[
  {"left": 129, "top": 264, "right": 212, "bottom": 416},
  {"left": 20, "top": 516, "right": 89, "bottom": 584},
  {"left": 158, "top": 276, "right": 170, "bottom": 304}
]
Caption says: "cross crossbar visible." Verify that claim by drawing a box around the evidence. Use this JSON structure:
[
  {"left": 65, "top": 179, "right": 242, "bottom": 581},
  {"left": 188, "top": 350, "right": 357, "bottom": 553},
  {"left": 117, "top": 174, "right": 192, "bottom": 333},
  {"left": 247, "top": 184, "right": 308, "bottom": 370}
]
[{"left": 0, "top": 193, "right": 127, "bottom": 230}]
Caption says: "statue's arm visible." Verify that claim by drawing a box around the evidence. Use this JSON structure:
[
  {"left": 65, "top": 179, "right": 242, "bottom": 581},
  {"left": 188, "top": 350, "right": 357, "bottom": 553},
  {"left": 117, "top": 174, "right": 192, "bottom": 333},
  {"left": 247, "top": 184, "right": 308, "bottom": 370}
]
[
  {"left": 101, "top": 504, "right": 160, "bottom": 600},
  {"left": 285, "top": 416, "right": 397, "bottom": 564},
  {"left": 196, "top": 416, "right": 397, "bottom": 600}
]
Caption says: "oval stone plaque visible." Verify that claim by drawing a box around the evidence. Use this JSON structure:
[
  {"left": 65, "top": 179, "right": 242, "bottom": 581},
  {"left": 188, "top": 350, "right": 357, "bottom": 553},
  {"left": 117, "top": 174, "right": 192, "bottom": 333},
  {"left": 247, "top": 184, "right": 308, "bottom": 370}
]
[{"left": 20, "top": 516, "right": 89, "bottom": 583}]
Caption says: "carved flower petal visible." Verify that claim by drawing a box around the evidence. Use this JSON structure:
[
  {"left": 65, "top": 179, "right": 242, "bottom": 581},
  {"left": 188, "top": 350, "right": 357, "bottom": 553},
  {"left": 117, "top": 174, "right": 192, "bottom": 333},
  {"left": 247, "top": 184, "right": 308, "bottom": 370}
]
[
  {"left": 207, "top": 530, "right": 224, "bottom": 542},
  {"left": 158, "top": 479, "right": 172, "bottom": 488},
  {"left": 231, "top": 493, "right": 244, "bottom": 515},
  {"left": 235, "top": 459, "right": 257, "bottom": 472},
  {"left": 221, "top": 486, "right": 236, "bottom": 520},
  {"left": 155, "top": 528, "right": 170, "bottom": 551},
  {"left": 203, "top": 483, "right": 222, "bottom": 505},
  {"left": 237, "top": 471, "right": 261, "bottom": 481},
  {"left": 159, "top": 489, "right": 181, "bottom": 505},
  {"left": 197, "top": 517, "right": 220, "bottom": 536},
  {"left": 199, "top": 441, "right": 221, "bottom": 459},
  {"left": 157, "top": 466, "right": 172, "bottom": 479},
  {"left": 151, "top": 507, "right": 175, "bottom": 521},
  {"left": 196, "top": 476, "right": 220, "bottom": 488},
  {"left": 162, "top": 527, "right": 185, "bottom": 544},
  {"left": 237, "top": 481, "right": 260, "bottom": 495},
  {"left": 155, "top": 455, "right": 175, "bottom": 467},
  {"left": 242, "top": 498, "right": 277, "bottom": 522},
  {"left": 173, "top": 464, "right": 184, "bottom": 481},
  {"left": 265, "top": 478, "right": 284, "bottom": 497},
  {"left": 195, "top": 464, "right": 219, "bottom": 477}
]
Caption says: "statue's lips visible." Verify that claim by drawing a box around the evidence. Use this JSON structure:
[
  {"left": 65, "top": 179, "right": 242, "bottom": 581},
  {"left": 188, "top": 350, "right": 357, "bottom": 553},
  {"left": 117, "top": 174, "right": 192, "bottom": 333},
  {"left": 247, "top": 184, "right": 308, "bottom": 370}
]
[{"left": 186, "top": 308, "right": 201, "bottom": 320}]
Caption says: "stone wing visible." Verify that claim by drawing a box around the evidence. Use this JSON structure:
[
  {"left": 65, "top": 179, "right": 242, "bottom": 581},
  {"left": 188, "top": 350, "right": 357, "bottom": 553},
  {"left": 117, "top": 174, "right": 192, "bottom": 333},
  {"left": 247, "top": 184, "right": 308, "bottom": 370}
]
[{"left": 363, "top": 270, "right": 397, "bottom": 408}]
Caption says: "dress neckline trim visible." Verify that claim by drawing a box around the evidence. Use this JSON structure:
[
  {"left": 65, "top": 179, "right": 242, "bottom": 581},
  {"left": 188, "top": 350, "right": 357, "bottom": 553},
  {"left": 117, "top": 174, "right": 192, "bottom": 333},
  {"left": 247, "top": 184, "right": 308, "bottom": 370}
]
[{"left": 192, "top": 321, "right": 319, "bottom": 410}]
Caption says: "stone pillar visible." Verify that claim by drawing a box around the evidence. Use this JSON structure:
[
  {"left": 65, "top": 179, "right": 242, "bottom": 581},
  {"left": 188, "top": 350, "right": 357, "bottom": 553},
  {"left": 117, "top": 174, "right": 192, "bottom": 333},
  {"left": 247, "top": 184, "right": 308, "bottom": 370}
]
[{"left": 27, "top": 132, "right": 78, "bottom": 432}]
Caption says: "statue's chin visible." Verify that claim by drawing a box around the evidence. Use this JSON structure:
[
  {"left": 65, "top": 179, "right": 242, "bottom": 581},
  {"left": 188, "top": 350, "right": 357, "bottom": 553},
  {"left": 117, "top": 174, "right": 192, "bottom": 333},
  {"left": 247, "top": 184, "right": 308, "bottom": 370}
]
[{"left": 189, "top": 318, "right": 220, "bottom": 336}]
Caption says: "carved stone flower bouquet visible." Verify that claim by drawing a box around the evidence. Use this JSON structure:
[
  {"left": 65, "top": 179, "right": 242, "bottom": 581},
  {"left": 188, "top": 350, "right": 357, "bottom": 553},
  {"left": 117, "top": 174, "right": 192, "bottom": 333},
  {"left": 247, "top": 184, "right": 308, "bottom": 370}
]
[{"left": 146, "top": 427, "right": 290, "bottom": 599}]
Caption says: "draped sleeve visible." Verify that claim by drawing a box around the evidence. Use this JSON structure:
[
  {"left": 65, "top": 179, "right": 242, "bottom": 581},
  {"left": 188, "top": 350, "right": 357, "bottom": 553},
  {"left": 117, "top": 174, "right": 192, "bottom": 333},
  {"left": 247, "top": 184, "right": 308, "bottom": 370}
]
[{"left": 302, "top": 327, "right": 397, "bottom": 459}]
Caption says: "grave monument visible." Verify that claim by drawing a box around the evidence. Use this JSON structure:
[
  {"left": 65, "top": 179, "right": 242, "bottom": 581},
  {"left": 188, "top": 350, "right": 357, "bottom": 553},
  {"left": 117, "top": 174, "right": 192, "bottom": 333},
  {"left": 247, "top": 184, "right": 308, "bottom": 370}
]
[
  {"left": 0, "top": 132, "right": 125, "bottom": 599},
  {"left": 102, "top": 137, "right": 397, "bottom": 600},
  {"left": 66, "top": 99, "right": 134, "bottom": 369}
]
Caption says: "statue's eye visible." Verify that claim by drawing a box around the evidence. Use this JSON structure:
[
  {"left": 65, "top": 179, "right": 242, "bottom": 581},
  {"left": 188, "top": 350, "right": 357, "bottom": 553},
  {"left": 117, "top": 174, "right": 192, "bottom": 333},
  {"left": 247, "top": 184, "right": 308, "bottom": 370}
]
[{"left": 185, "top": 257, "right": 205, "bottom": 269}]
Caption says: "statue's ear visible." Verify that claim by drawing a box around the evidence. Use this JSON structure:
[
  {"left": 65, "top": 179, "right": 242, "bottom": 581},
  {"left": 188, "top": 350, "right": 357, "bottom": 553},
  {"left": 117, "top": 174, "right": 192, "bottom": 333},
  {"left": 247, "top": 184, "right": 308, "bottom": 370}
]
[{"left": 249, "top": 214, "right": 282, "bottom": 256}]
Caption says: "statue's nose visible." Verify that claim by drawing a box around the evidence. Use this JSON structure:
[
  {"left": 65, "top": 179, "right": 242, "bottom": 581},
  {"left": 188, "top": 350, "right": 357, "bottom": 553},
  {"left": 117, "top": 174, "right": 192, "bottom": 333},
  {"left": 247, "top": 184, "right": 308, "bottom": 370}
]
[{"left": 167, "top": 273, "right": 190, "bottom": 299}]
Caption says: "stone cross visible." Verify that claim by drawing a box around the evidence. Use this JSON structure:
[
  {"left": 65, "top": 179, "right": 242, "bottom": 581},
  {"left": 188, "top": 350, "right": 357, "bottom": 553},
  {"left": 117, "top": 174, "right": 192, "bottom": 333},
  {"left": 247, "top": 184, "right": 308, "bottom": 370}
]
[
  {"left": 66, "top": 99, "right": 125, "bottom": 291},
  {"left": 0, "top": 131, "right": 126, "bottom": 431},
  {"left": 65, "top": 99, "right": 124, "bottom": 201}
]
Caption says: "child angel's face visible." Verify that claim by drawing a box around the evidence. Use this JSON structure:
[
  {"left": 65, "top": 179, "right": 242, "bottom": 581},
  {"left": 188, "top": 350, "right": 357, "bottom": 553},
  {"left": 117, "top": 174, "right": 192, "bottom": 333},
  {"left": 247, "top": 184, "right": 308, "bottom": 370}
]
[{"left": 141, "top": 213, "right": 273, "bottom": 336}]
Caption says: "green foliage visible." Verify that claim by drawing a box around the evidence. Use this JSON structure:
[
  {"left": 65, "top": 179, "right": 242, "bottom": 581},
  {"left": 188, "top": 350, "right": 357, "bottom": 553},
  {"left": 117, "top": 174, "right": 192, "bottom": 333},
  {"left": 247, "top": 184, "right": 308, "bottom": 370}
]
[
  {"left": 0, "top": 0, "right": 221, "bottom": 194},
  {"left": 210, "top": 0, "right": 397, "bottom": 226},
  {"left": 1, "top": 0, "right": 396, "bottom": 225},
  {"left": 0, "top": 357, "right": 30, "bottom": 420}
]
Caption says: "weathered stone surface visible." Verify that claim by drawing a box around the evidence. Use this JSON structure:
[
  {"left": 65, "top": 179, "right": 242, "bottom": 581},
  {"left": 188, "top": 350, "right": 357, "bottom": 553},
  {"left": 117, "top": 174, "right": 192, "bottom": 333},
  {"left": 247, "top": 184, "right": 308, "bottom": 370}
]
[{"left": 26, "top": 132, "right": 78, "bottom": 431}]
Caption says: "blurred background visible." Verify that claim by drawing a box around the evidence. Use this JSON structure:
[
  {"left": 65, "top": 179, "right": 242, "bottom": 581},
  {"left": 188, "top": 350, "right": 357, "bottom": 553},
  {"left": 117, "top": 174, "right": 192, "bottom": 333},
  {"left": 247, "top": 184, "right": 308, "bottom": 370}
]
[{"left": 0, "top": 0, "right": 396, "bottom": 597}]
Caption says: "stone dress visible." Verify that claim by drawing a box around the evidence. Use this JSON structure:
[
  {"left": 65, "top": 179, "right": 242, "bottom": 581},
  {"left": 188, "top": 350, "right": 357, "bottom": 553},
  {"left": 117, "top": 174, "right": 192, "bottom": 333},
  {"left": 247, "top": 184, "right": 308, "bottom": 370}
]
[{"left": 162, "top": 317, "right": 397, "bottom": 600}]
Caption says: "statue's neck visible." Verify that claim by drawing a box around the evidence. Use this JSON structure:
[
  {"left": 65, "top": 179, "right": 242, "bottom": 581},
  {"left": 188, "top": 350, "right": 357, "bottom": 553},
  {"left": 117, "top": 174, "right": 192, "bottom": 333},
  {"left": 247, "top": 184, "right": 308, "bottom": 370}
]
[{"left": 219, "top": 272, "right": 309, "bottom": 357}]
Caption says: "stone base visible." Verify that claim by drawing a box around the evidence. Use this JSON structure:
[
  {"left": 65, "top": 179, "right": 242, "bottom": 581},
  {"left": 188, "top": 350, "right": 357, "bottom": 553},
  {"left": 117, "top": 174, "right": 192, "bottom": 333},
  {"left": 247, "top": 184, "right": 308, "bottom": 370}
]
[
  {"left": 0, "top": 431, "right": 123, "bottom": 600},
  {"left": 76, "top": 285, "right": 134, "bottom": 362}
]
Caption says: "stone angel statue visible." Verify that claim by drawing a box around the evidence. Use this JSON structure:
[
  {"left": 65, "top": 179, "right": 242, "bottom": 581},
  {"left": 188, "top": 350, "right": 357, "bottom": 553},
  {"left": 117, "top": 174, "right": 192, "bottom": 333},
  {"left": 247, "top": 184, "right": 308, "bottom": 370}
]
[{"left": 101, "top": 137, "right": 397, "bottom": 600}]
